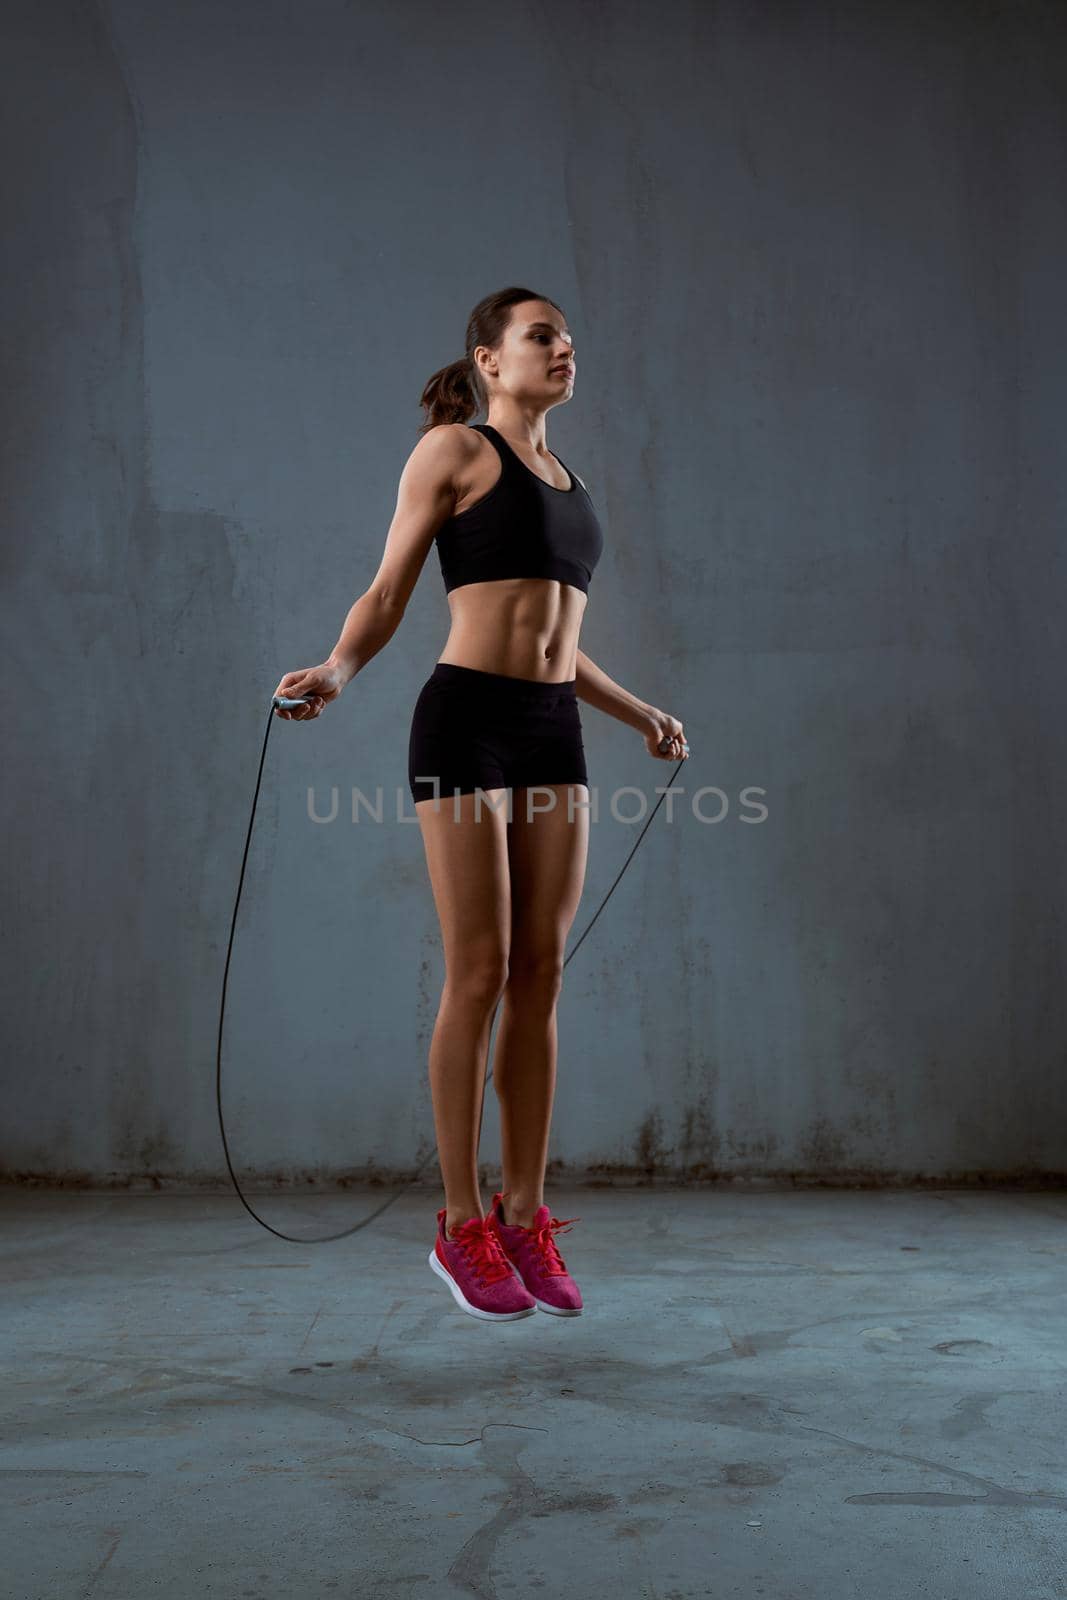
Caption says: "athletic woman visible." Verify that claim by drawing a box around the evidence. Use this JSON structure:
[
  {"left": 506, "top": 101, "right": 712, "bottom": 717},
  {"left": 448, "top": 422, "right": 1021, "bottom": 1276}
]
[{"left": 272, "top": 286, "right": 689, "bottom": 1322}]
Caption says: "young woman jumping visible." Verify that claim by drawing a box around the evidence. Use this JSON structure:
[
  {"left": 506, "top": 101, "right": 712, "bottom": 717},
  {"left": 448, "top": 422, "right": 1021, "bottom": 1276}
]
[{"left": 272, "top": 285, "right": 688, "bottom": 1323}]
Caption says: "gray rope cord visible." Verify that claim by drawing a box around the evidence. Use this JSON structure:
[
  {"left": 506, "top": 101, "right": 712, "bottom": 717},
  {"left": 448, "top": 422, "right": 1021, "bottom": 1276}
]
[{"left": 214, "top": 696, "right": 689, "bottom": 1243}]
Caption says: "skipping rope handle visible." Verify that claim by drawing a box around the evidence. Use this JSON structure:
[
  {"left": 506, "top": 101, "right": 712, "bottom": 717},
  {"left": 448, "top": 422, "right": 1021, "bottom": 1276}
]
[{"left": 273, "top": 693, "right": 317, "bottom": 710}]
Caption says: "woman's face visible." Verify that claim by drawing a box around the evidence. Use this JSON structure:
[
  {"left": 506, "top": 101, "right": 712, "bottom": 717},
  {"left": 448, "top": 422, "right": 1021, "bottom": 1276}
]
[{"left": 477, "top": 301, "right": 575, "bottom": 407}]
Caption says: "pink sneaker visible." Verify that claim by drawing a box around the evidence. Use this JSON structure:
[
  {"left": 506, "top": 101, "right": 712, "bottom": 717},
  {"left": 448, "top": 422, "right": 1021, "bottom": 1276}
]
[
  {"left": 488, "top": 1193, "right": 584, "bottom": 1316},
  {"left": 428, "top": 1208, "right": 537, "bottom": 1322}
]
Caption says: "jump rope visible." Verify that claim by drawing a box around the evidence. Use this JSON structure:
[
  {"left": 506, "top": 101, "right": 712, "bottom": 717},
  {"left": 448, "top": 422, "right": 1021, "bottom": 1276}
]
[{"left": 215, "top": 689, "right": 690, "bottom": 1243}]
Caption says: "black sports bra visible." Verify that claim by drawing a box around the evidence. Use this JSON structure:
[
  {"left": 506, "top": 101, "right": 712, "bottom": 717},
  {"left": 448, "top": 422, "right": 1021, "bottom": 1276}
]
[{"left": 434, "top": 424, "right": 605, "bottom": 596}]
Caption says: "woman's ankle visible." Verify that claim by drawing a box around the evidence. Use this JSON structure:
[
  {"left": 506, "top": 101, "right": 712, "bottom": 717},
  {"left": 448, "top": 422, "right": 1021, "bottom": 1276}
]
[
  {"left": 500, "top": 1194, "right": 543, "bottom": 1227},
  {"left": 445, "top": 1206, "right": 484, "bottom": 1234}
]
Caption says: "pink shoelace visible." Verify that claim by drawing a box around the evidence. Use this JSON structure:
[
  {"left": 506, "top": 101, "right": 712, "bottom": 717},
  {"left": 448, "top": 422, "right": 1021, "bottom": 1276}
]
[
  {"left": 518, "top": 1214, "right": 580, "bottom": 1276},
  {"left": 448, "top": 1216, "right": 515, "bottom": 1284}
]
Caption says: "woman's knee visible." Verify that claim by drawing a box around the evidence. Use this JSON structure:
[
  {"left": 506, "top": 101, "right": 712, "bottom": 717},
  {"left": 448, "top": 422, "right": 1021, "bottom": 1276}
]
[
  {"left": 504, "top": 950, "right": 565, "bottom": 1000},
  {"left": 444, "top": 951, "right": 510, "bottom": 1008}
]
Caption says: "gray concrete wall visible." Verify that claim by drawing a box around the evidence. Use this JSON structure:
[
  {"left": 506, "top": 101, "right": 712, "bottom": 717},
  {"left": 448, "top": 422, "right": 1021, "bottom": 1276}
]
[{"left": 3, "top": 0, "right": 1065, "bottom": 1186}]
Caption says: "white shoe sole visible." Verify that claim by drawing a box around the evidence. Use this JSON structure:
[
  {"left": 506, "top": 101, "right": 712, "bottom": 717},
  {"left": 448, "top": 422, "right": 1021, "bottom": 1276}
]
[
  {"left": 531, "top": 1297, "right": 583, "bottom": 1316},
  {"left": 428, "top": 1248, "right": 537, "bottom": 1322}
]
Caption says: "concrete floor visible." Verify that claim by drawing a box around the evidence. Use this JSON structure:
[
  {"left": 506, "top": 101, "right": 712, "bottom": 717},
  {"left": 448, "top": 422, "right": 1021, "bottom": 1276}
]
[{"left": 2, "top": 1185, "right": 1065, "bottom": 1599}]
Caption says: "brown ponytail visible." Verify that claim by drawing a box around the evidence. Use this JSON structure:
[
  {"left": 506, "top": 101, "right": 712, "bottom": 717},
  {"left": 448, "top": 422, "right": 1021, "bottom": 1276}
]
[{"left": 417, "top": 284, "right": 565, "bottom": 435}]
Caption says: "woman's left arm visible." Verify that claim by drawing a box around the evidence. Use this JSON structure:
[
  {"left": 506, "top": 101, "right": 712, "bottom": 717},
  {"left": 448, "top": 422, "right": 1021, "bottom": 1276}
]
[
  {"left": 574, "top": 649, "right": 690, "bottom": 762},
  {"left": 574, "top": 648, "right": 654, "bottom": 730}
]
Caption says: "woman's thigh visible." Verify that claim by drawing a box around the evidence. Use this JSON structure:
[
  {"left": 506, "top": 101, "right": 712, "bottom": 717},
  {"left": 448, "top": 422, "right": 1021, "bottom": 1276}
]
[
  {"left": 415, "top": 789, "right": 511, "bottom": 990},
  {"left": 506, "top": 784, "right": 590, "bottom": 975}
]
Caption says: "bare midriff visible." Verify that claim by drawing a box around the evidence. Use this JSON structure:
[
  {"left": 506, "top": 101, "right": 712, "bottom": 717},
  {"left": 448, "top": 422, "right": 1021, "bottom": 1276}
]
[{"left": 438, "top": 578, "right": 587, "bottom": 682}]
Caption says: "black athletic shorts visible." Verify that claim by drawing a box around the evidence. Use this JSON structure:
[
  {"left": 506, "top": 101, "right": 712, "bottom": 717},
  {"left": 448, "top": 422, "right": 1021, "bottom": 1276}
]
[{"left": 408, "top": 662, "right": 588, "bottom": 807}]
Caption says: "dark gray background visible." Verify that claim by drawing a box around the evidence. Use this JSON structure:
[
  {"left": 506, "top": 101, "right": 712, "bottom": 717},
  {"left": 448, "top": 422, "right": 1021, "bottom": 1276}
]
[{"left": 3, "top": 0, "right": 1064, "bottom": 1185}]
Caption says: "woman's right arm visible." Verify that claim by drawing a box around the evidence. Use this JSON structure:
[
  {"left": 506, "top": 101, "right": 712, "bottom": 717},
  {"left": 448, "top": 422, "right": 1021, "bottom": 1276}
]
[{"left": 273, "top": 425, "right": 465, "bottom": 719}]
